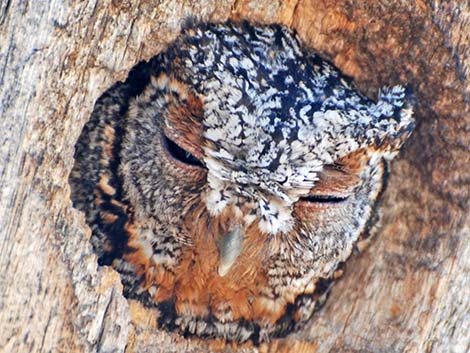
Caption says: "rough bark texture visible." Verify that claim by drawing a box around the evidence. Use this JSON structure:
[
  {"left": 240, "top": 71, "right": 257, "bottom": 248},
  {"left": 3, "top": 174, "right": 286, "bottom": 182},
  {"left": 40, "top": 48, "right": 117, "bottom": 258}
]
[{"left": 1, "top": 1, "right": 469, "bottom": 352}]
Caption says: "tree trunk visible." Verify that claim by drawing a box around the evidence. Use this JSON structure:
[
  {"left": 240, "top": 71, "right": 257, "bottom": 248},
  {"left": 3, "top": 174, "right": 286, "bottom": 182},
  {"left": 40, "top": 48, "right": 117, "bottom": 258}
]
[{"left": 1, "top": 1, "right": 469, "bottom": 352}]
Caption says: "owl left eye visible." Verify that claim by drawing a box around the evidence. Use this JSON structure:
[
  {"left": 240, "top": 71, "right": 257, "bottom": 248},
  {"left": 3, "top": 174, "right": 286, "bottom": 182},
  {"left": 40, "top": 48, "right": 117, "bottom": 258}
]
[
  {"left": 296, "top": 164, "right": 358, "bottom": 207},
  {"left": 162, "top": 133, "right": 205, "bottom": 168},
  {"left": 299, "top": 194, "right": 349, "bottom": 204}
]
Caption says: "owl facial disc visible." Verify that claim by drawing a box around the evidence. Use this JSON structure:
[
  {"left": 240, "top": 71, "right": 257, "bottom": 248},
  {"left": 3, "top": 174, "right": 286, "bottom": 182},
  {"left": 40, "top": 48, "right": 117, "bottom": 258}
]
[{"left": 70, "top": 20, "right": 415, "bottom": 344}]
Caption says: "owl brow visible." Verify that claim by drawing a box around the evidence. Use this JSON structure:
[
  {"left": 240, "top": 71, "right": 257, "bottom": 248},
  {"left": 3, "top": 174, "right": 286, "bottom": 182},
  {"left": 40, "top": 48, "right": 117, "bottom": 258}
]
[{"left": 151, "top": 74, "right": 205, "bottom": 158}]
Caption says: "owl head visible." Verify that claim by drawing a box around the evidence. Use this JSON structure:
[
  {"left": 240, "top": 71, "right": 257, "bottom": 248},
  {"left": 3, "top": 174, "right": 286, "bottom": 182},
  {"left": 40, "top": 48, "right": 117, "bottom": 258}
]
[{"left": 77, "top": 22, "right": 414, "bottom": 342}]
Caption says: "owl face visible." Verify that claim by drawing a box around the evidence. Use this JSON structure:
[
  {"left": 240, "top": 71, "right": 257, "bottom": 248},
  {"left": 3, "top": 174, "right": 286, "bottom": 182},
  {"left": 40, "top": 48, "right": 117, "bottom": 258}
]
[{"left": 72, "top": 22, "right": 414, "bottom": 343}]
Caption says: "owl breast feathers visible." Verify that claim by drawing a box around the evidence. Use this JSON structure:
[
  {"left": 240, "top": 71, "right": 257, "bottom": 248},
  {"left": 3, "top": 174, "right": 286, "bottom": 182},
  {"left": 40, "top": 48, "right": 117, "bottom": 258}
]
[{"left": 70, "top": 21, "right": 414, "bottom": 343}]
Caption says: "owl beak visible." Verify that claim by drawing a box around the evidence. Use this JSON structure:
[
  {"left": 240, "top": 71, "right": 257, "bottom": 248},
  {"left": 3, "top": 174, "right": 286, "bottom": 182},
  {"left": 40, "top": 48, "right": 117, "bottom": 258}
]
[{"left": 217, "top": 224, "right": 244, "bottom": 277}]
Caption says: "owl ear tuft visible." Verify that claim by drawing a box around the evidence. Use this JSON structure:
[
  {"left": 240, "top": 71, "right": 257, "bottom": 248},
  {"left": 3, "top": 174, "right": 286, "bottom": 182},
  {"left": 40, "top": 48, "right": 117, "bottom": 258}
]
[
  {"left": 364, "top": 84, "right": 416, "bottom": 154},
  {"left": 375, "top": 84, "right": 416, "bottom": 124},
  {"left": 377, "top": 84, "right": 414, "bottom": 106}
]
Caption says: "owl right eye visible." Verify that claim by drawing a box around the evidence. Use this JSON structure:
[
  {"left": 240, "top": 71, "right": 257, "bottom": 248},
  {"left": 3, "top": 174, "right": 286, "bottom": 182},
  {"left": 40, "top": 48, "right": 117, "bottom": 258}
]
[{"left": 162, "top": 133, "right": 205, "bottom": 169}]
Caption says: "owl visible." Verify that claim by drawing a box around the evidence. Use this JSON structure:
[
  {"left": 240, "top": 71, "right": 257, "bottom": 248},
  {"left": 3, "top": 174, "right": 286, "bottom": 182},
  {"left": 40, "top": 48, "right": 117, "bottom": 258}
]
[{"left": 70, "top": 21, "right": 414, "bottom": 343}]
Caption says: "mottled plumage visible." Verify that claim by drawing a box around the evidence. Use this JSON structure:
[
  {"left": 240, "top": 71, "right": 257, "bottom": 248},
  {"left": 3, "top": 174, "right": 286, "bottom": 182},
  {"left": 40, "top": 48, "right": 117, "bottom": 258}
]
[{"left": 70, "top": 21, "right": 414, "bottom": 343}]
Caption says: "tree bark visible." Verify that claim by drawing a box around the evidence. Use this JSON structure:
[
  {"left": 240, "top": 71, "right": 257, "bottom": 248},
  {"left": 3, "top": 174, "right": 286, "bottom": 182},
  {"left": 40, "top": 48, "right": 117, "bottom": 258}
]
[{"left": 0, "top": 1, "right": 468, "bottom": 353}]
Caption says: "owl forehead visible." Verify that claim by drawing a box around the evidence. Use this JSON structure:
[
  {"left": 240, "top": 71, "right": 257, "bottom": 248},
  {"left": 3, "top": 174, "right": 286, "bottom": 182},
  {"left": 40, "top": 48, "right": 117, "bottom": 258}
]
[
  {"left": 156, "top": 22, "right": 414, "bottom": 233},
  {"left": 162, "top": 22, "right": 412, "bottom": 192},
  {"left": 173, "top": 25, "right": 368, "bottom": 177},
  {"left": 178, "top": 23, "right": 369, "bottom": 133}
]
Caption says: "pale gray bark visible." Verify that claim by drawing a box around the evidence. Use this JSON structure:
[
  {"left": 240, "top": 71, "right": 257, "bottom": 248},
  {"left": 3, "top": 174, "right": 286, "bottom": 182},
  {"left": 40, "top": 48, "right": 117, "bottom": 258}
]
[{"left": 1, "top": 1, "right": 469, "bottom": 352}]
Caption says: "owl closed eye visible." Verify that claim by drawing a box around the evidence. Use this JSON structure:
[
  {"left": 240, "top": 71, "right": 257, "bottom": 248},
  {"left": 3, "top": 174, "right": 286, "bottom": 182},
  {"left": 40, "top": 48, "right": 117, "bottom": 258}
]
[{"left": 69, "top": 21, "right": 414, "bottom": 343}]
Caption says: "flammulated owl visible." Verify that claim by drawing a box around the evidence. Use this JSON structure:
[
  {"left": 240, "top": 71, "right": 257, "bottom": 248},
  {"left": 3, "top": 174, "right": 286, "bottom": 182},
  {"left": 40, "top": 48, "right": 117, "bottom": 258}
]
[{"left": 70, "top": 21, "right": 414, "bottom": 343}]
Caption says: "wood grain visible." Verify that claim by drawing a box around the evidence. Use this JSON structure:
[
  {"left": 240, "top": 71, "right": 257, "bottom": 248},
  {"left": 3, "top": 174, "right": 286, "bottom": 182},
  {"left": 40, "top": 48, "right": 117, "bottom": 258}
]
[{"left": 1, "top": 1, "right": 468, "bottom": 352}]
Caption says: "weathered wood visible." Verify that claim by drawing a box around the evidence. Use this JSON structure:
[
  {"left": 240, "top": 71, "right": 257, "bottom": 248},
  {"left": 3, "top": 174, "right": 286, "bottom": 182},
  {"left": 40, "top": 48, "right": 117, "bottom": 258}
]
[{"left": 0, "top": 1, "right": 468, "bottom": 352}]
